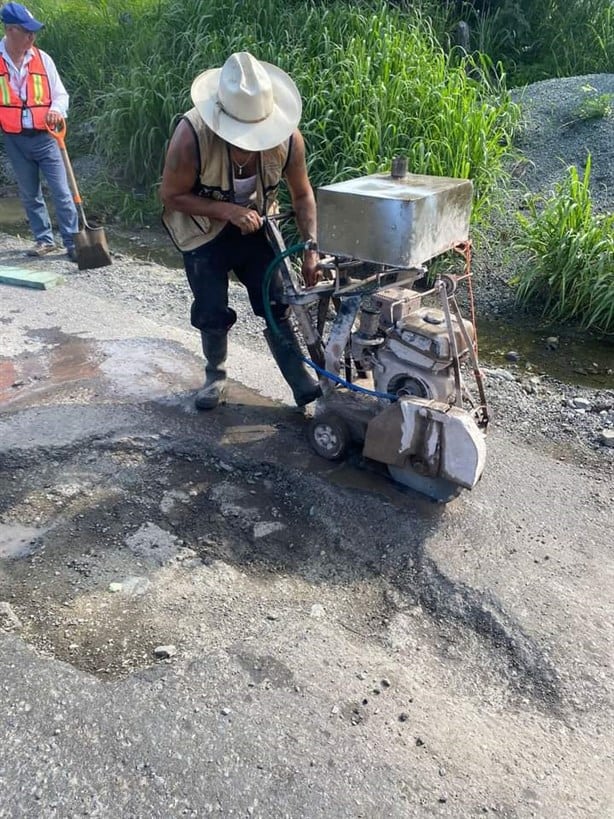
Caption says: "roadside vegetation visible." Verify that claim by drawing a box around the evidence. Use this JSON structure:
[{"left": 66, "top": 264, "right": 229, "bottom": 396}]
[
  {"left": 7, "top": 0, "right": 614, "bottom": 331},
  {"left": 456, "top": 0, "right": 614, "bottom": 85},
  {"left": 513, "top": 157, "right": 614, "bottom": 334},
  {"left": 33, "top": 0, "right": 519, "bottom": 226}
]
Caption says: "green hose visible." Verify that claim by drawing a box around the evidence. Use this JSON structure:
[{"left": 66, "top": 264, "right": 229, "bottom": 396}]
[{"left": 261, "top": 240, "right": 309, "bottom": 340}]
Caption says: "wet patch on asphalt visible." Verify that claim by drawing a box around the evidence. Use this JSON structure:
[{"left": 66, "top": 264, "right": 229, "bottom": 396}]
[{"left": 0, "top": 329, "right": 203, "bottom": 407}]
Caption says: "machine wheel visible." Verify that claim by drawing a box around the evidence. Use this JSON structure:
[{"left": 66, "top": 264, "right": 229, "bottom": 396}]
[
  {"left": 387, "top": 464, "right": 462, "bottom": 503},
  {"left": 308, "top": 413, "right": 351, "bottom": 461}
]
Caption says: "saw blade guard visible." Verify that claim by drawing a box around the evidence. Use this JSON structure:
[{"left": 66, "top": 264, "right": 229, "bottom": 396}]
[{"left": 363, "top": 397, "right": 486, "bottom": 490}]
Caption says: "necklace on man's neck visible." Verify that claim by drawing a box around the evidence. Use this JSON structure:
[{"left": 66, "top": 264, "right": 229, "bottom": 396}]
[{"left": 232, "top": 152, "right": 253, "bottom": 178}]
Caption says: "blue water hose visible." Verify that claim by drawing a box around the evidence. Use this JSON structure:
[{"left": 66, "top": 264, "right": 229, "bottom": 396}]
[{"left": 261, "top": 244, "right": 397, "bottom": 402}]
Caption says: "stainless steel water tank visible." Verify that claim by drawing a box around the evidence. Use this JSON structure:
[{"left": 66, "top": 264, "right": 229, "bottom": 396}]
[{"left": 317, "top": 172, "right": 473, "bottom": 268}]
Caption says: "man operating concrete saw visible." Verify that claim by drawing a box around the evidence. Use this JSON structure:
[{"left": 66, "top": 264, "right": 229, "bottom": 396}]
[{"left": 160, "top": 51, "right": 322, "bottom": 411}]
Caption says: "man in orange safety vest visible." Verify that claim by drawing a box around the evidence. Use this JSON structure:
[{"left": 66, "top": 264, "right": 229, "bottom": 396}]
[{"left": 0, "top": 2, "right": 78, "bottom": 260}]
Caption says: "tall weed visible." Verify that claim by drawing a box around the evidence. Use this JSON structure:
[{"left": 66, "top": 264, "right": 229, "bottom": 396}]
[
  {"left": 33, "top": 0, "right": 520, "bottom": 226},
  {"left": 513, "top": 156, "right": 614, "bottom": 333},
  {"left": 457, "top": 0, "right": 614, "bottom": 83}
]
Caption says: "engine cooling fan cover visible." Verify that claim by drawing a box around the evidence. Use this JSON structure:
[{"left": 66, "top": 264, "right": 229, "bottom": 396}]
[{"left": 385, "top": 373, "right": 431, "bottom": 399}]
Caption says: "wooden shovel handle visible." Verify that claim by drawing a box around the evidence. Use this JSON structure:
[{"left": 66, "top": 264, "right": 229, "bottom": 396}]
[{"left": 45, "top": 117, "right": 83, "bottom": 207}]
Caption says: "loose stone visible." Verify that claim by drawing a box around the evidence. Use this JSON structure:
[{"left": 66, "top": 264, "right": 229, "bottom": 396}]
[
  {"left": 153, "top": 644, "right": 177, "bottom": 659},
  {"left": 599, "top": 429, "right": 614, "bottom": 448},
  {"left": 0, "top": 602, "right": 22, "bottom": 633}
]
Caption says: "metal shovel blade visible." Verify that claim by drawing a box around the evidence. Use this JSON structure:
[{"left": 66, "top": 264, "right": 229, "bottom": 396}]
[
  {"left": 45, "top": 118, "right": 113, "bottom": 272},
  {"left": 74, "top": 226, "right": 112, "bottom": 270}
]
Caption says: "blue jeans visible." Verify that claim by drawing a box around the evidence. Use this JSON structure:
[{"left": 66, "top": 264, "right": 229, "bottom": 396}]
[{"left": 3, "top": 131, "right": 79, "bottom": 250}]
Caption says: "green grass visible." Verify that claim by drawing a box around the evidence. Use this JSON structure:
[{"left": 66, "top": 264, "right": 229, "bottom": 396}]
[
  {"left": 31, "top": 0, "right": 520, "bottom": 226},
  {"left": 456, "top": 0, "right": 614, "bottom": 84},
  {"left": 572, "top": 85, "right": 614, "bottom": 122},
  {"left": 512, "top": 155, "right": 614, "bottom": 334},
  {"left": 558, "top": 85, "right": 614, "bottom": 130}
]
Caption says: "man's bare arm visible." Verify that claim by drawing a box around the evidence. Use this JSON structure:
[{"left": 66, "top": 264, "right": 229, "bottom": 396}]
[
  {"left": 284, "top": 129, "right": 319, "bottom": 285},
  {"left": 284, "top": 129, "right": 317, "bottom": 242}
]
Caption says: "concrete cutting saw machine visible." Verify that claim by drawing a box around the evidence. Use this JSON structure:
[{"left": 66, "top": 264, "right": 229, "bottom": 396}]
[{"left": 264, "top": 160, "right": 489, "bottom": 502}]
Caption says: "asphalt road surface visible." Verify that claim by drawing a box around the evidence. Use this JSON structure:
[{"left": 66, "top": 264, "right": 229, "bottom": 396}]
[{"left": 0, "top": 248, "right": 612, "bottom": 818}]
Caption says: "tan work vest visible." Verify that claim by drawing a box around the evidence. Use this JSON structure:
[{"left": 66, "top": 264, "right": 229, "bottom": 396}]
[{"left": 162, "top": 108, "right": 291, "bottom": 252}]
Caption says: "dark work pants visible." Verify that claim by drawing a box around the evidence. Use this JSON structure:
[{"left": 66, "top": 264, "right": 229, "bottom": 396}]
[{"left": 183, "top": 224, "right": 288, "bottom": 333}]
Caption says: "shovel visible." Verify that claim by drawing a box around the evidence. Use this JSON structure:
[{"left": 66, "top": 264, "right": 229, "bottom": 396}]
[{"left": 46, "top": 117, "right": 112, "bottom": 270}]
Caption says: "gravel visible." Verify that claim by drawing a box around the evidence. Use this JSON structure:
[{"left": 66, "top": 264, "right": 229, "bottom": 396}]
[
  {"left": 511, "top": 73, "right": 614, "bottom": 213},
  {"left": 470, "top": 74, "right": 614, "bottom": 313}
]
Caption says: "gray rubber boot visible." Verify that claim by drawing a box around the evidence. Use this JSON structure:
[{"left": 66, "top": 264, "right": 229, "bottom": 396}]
[
  {"left": 195, "top": 332, "right": 228, "bottom": 410},
  {"left": 264, "top": 319, "right": 322, "bottom": 407}
]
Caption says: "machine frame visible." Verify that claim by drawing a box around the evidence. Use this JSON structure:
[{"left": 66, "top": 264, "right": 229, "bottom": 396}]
[{"left": 262, "top": 168, "right": 489, "bottom": 502}]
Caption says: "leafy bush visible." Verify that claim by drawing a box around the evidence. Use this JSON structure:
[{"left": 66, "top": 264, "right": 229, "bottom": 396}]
[{"left": 512, "top": 155, "right": 614, "bottom": 333}]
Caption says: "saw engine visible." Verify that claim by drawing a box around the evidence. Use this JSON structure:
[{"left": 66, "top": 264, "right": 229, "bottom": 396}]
[
  {"left": 352, "top": 289, "right": 475, "bottom": 404},
  {"left": 265, "top": 161, "right": 489, "bottom": 502}
]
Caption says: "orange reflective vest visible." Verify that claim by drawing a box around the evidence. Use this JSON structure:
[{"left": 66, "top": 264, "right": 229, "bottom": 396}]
[{"left": 0, "top": 48, "right": 51, "bottom": 133}]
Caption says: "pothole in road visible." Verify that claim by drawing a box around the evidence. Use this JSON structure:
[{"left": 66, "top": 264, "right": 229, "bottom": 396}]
[
  {"left": 0, "top": 436, "right": 561, "bottom": 705},
  {"left": 0, "top": 439, "right": 379, "bottom": 680}
]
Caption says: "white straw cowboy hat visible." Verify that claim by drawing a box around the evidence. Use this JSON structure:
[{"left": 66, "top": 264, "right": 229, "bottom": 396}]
[{"left": 190, "top": 52, "right": 302, "bottom": 152}]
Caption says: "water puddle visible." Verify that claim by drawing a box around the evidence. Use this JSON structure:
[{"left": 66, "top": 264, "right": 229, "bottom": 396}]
[
  {"left": 220, "top": 424, "right": 278, "bottom": 446},
  {"left": 0, "top": 195, "right": 26, "bottom": 227},
  {"left": 0, "top": 328, "right": 102, "bottom": 404},
  {"left": 109, "top": 225, "right": 182, "bottom": 269},
  {"left": 0, "top": 195, "right": 181, "bottom": 269},
  {"left": 0, "top": 359, "right": 19, "bottom": 394},
  {"left": 1, "top": 329, "right": 202, "bottom": 406},
  {"left": 0, "top": 522, "right": 44, "bottom": 558},
  {"left": 476, "top": 317, "right": 613, "bottom": 389}
]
